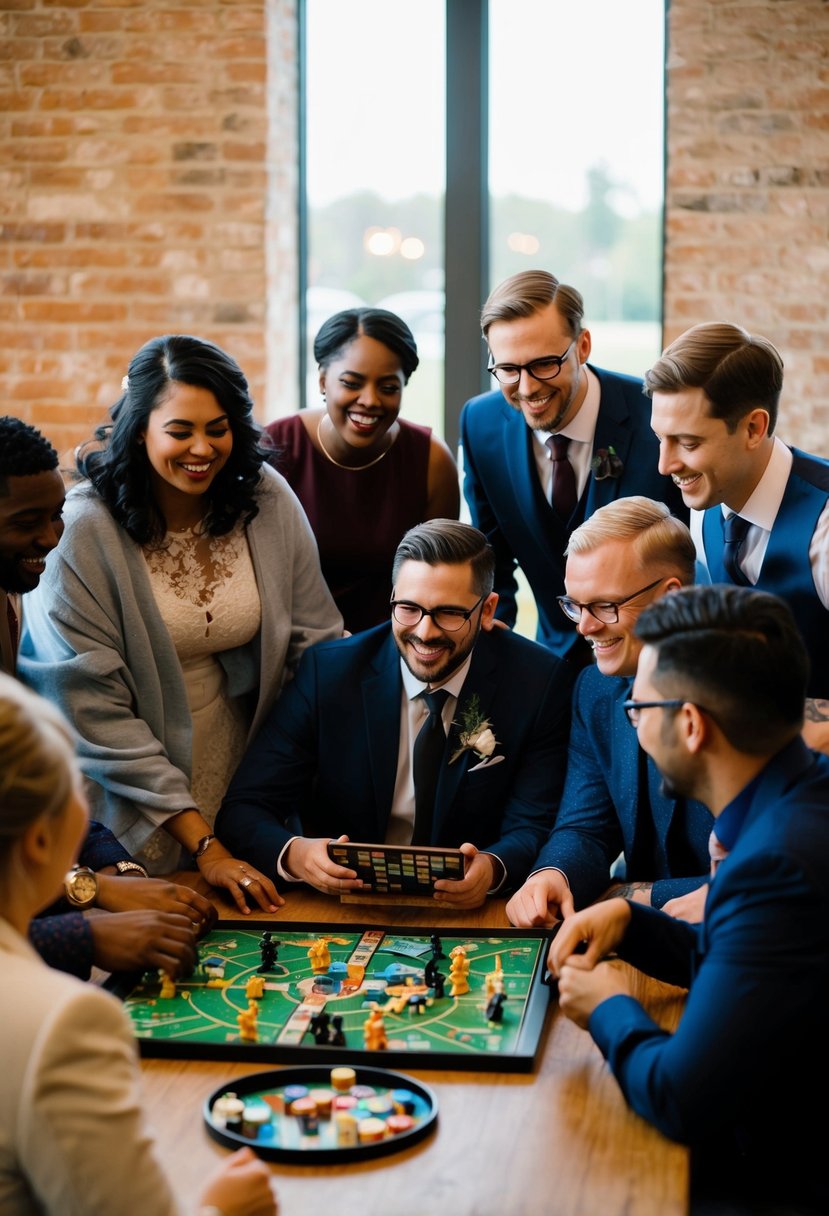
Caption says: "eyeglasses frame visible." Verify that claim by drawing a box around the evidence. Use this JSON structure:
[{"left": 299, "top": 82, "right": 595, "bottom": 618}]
[
  {"left": 557, "top": 576, "right": 667, "bottom": 625},
  {"left": 487, "top": 339, "right": 576, "bottom": 386},
  {"left": 389, "top": 593, "right": 486, "bottom": 633}
]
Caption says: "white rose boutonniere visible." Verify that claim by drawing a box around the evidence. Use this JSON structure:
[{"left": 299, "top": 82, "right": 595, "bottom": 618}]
[{"left": 449, "top": 694, "right": 500, "bottom": 765}]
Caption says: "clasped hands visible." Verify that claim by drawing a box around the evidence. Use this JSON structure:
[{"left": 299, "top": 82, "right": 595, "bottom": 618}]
[{"left": 547, "top": 897, "right": 635, "bottom": 1029}]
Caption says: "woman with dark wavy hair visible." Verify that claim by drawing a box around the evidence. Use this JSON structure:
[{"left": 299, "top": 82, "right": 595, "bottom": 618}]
[{"left": 19, "top": 334, "right": 342, "bottom": 909}]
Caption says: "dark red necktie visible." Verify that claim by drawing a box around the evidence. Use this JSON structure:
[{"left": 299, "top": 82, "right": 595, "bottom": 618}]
[{"left": 547, "top": 434, "right": 577, "bottom": 520}]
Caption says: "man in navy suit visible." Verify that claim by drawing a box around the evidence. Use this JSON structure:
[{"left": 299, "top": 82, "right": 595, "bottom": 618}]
[
  {"left": 646, "top": 321, "right": 829, "bottom": 717},
  {"left": 217, "top": 520, "right": 572, "bottom": 907},
  {"left": 506, "top": 497, "right": 713, "bottom": 929},
  {"left": 550, "top": 585, "right": 829, "bottom": 1213},
  {"left": 459, "top": 270, "right": 686, "bottom": 666}
]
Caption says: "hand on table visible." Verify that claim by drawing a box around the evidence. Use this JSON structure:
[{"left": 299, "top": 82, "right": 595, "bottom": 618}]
[
  {"left": 506, "top": 869, "right": 574, "bottom": 927},
  {"left": 661, "top": 883, "right": 708, "bottom": 923},
  {"left": 198, "top": 847, "right": 283, "bottom": 916},
  {"left": 199, "top": 1145, "right": 278, "bottom": 1216},
  {"left": 432, "top": 843, "right": 492, "bottom": 909},
  {"left": 89, "top": 910, "right": 199, "bottom": 977},
  {"left": 284, "top": 834, "right": 364, "bottom": 896},
  {"left": 95, "top": 874, "right": 217, "bottom": 933}
]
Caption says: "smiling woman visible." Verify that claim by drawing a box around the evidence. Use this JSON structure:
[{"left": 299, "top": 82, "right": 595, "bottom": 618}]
[
  {"left": 17, "top": 334, "right": 343, "bottom": 904},
  {"left": 265, "top": 308, "right": 460, "bottom": 633}
]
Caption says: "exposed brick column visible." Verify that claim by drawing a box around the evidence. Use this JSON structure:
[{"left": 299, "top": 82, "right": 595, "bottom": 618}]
[
  {"left": 665, "top": 0, "right": 829, "bottom": 454},
  {"left": 0, "top": 0, "right": 299, "bottom": 458}
]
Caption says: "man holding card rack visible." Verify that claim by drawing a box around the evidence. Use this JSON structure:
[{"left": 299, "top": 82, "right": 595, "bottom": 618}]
[{"left": 216, "top": 520, "right": 572, "bottom": 908}]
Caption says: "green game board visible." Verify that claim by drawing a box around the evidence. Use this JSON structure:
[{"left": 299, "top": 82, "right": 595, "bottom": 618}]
[{"left": 107, "top": 920, "right": 554, "bottom": 1072}]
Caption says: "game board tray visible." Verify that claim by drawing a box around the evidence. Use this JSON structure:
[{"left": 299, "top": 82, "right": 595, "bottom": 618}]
[
  {"left": 204, "top": 1065, "right": 438, "bottom": 1163},
  {"left": 107, "top": 920, "right": 554, "bottom": 1073}
]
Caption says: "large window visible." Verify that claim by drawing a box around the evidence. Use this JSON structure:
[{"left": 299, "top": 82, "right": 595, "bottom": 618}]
[
  {"left": 303, "top": 0, "right": 445, "bottom": 433},
  {"left": 302, "top": 1, "right": 665, "bottom": 438}
]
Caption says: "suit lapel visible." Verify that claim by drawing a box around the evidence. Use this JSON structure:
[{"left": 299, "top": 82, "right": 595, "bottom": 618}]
[
  {"left": 586, "top": 368, "right": 637, "bottom": 512},
  {"left": 432, "top": 636, "right": 499, "bottom": 838},
  {"left": 363, "top": 633, "right": 404, "bottom": 838}
]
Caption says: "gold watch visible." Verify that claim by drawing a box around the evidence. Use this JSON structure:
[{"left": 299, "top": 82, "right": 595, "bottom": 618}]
[{"left": 64, "top": 865, "right": 99, "bottom": 908}]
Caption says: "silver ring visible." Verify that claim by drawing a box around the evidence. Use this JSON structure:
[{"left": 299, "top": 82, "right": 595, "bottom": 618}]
[{"left": 240, "top": 876, "right": 253, "bottom": 889}]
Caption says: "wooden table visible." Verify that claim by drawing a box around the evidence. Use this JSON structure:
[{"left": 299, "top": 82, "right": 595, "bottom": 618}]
[{"left": 138, "top": 880, "right": 689, "bottom": 1216}]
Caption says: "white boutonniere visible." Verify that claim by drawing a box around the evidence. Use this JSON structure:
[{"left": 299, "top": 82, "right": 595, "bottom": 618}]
[{"left": 449, "top": 694, "right": 500, "bottom": 765}]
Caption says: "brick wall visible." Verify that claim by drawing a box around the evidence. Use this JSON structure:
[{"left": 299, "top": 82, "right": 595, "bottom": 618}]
[
  {"left": 665, "top": 0, "right": 829, "bottom": 455},
  {"left": 2, "top": 1, "right": 827, "bottom": 459},
  {"left": 0, "top": 0, "right": 296, "bottom": 461}
]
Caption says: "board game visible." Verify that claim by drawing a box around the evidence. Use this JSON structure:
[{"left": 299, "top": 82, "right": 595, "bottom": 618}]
[{"left": 107, "top": 920, "right": 553, "bottom": 1073}]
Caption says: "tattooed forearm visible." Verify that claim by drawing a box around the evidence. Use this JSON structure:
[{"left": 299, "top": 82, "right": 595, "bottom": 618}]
[{"left": 804, "top": 698, "right": 829, "bottom": 723}]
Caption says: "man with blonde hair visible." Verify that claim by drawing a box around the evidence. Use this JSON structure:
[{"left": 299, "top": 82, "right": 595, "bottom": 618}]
[
  {"left": 646, "top": 320, "right": 829, "bottom": 709},
  {"left": 460, "top": 270, "right": 685, "bottom": 668},
  {"left": 507, "top": 497, "right": 713, "bottom": 928}
]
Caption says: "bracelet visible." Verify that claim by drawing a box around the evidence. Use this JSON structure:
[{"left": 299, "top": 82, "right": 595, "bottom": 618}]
[
  {"left": 115, "top": 859, "right": 149, "bottom": 878},
  {"left": 194, "top": 834, "right": 217, "bottom": 860}
]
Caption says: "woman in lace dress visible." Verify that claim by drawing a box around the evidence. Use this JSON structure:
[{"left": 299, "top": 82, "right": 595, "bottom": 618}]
[{"left": 19, "top": 334, "right": 343, "bottom": 911}]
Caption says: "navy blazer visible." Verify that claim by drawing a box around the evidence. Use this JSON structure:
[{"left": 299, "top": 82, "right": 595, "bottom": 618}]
[
  {"left": 460, "top": 366, "right": 687, "bottom": 657},
  {"left": 589, "top": 739, "right": 829, "bottom": 1209},
  {"left": 533, "top": 665, "right": 713, "bottom": 908},
  {"left": 217, "top": 623, "right": 573, "bottom": 890}
]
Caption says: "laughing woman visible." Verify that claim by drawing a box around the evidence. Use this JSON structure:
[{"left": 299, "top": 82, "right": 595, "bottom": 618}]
[
  {"left": 19, "top": 334, "right": 342, "bottom": 908},
  {"left": 265, "top": 308, "right": 460, "bottom": 633}
]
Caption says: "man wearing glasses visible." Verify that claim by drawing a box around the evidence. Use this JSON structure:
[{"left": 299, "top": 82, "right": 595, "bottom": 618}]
[
  {"left": 507, "top": 497, "right": 713, "bottom": 929},
  {"left": 216, "top": 519, "right": 572, "bottom": 907},
  {"left": 459, "top": 269, "right": 685, "bottom": 667},
  {"left": 550, "top": 584, "right": 829, "bottom": 1213}
]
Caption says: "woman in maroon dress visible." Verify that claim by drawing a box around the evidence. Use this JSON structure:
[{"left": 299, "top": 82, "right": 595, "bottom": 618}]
[{"left": 265, "top": 308, "right": 460, "bottom": 633}]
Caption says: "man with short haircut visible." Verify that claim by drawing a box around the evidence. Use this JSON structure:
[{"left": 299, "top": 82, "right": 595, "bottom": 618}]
[
  {"left": 460, "top": 269, "right": 686, "bottom": 666},
  {"left": 0, "top": 416, "right": 66, "bottom": 674},
  {"left": 550, "top": 585, "right": 829, "bottom": 1213},
  {"left": 507, "top": 498, "right": 713, "bottom": 929},
  {"left": 646, "top": 320, "right": 829, "bottom": 708},
  {"left": 217, "top": 520, "right": 572, "bottom": 907}
]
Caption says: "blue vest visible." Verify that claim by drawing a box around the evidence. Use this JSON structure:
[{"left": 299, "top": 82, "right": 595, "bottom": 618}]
[{"left": 702, "top": 448, "right": 829, "bottom": 696}]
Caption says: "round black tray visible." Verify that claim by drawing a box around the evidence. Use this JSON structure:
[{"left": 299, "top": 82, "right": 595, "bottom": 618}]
[{"left": 203, "top": 1065, "right": 438, "bottom": 1163}]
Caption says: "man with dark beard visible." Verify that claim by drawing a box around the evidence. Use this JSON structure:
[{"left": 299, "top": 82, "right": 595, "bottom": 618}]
[
  {"left": 460, "top": 270, "right": 686, "bottom": 670},
  {"left": 217, "top": 519, "right": 572, "bottom": 907}
]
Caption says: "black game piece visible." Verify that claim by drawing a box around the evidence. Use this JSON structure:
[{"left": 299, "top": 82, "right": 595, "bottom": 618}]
[
  {"left": 432, "top": 971, "right": 446, "bottom": 1000},
  {"left": 486, "top": 991, "right": 507, "bottom": 1024},
  {"left": 329, "top": 1014, "right": 346, "bottom": 1047},
  {"left": 430, "top": 934, "right": 446, "bottom": 961},
  {"left": 310, "top": 1010, "right": 331, "bottom": 1045},
  {"left": 258, "top": 929, "right": 279, "bottom": 973}
]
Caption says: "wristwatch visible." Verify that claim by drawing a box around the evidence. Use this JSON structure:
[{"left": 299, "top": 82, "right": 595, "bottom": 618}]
[
  {"left": 115, "top": 860, "right": 149, "bottom": 878},
  {"left": 194, "top": 834, "right": 217, "bottom": 859},
  {"left": 64, "top": 865, "right": 99, "bottom": 908}
]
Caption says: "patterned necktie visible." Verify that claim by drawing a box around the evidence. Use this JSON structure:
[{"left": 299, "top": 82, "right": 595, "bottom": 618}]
[
  {"left": 722, "top": 513, "right": 751, "bottom": 586},
  {"left": 547, "top": 434, "right": 577, "bottom": 520},
  {"left": 411, "top": 688, "right": 450, "bottom": 846}
]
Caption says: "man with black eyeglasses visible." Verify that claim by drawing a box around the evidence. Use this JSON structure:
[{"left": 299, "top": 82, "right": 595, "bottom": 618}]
[
  {"left": 216, "top": 519, "right": 572, "bottom": 906},
  {"left": 550, "top": 584, "right": 829, "bottom": 1215},
  {"left": 459, "top": 269, "right": 686, "bottom": 669},
  {"left": 507, "top": 497, "right": 713, "bottom": 930}
]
